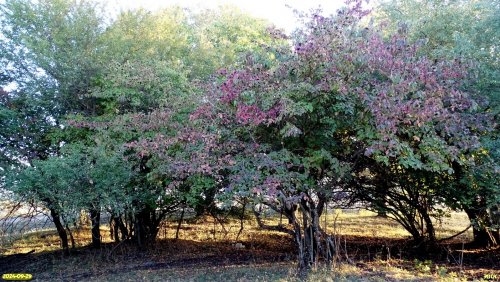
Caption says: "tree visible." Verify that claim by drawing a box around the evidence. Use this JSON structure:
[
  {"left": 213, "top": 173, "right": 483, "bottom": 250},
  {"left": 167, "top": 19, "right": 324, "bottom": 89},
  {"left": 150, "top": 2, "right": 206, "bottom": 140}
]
[
  {"left": 71, "top": 4, "right": 286, "bottom": 245},
  {"left": 174, "top": 0, "right": 492, "bottom": 268},
  {"left": 0, "top": 88, "right": 53, "bottom": 168},
  {"left": 190, "top": 5, "right": 287, "bottom": 78},
  {"left": 376, "top": 0, "right": 499, "bottom": 105},
  {"left": 5, "top": 145, "right": 133, "bottom": 251},
  {"left": 0, "top": 0, "right": 107, "bottom": 166},
  {"left": 375, "top": 0, "right": 499, "bottom": 247},
  {"left": 0, "top": 0, "right": 111, "bottom": 250}
]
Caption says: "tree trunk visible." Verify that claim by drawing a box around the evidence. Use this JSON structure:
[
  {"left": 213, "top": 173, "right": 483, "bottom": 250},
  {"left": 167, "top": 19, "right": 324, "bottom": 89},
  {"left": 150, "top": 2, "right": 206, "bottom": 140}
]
[
  {"left": 420, "top": 208, "right": 436, "bottom": 243},
  {"left": 452, "top": 162, "right": 498, "bottom": 247},
  {"left": 292, "top": 216, "right": 306, "bottom": 271},
  {"left": 261, "top": 197, "right": 338, "bottom": 272},
  {"left": 50, "top": 208, "right": 69, "bottom": 255},
  {"left": 66, "top": 224, "right": 76, "bottom": 249},
  {"left": 133, "top": 207, "right": 161, "bottom": 246},
  {"left": 175, "top": 207, "right": 185, "bottom": 240},
  {"left": 465, "top": 208, "right": 499, "bottom": 247},
  {"left": 297, "top": 198, "right": 327, "bottom": 270},
  {"left": 118, "top": 216, "right": 128, "bottom": 241},
  {"left": 111, "top": 216, "right": 119, "bottom": 242},
  {"left": 89, "top": 209, "right": 101, "bottom": 248},
  {"left": 390, "top": 207, "right": 423, "bottom": 244}
]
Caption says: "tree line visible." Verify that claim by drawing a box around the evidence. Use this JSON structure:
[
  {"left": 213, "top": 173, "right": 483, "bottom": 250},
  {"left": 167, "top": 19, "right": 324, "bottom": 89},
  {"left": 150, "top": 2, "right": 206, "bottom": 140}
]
[{"left": 0, "top": 0, "right": 498, "bottom": 270}]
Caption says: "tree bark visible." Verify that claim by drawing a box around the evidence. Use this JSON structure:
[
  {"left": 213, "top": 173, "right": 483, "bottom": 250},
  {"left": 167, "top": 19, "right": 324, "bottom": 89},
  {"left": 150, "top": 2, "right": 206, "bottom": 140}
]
[
  {"left": 298, "top": 197, "right": 325, "bottom": 270},
  {"left": 66, "top": 224, "right": 75, "bottom": 249},
  {"left": 111, "top": 215, "right": 128, "bottom": 242},
  {"left": 420, "top": 208, "right": 436, "bottom": 243},
  {"left": 118, "top": 216, "right": 128, "bottom": 241},
  {"left": 111, "top": 216, "right": 119, "bottom": 242},
  {"left": 133, "top": 207, "right": 161, "bottom": 246},
  {"left": 175, "top": 207, "right": 185, "bottom": 240},
  {"left": 50, "top": 208, "right": 69, "bottom": 255},
  {"left": 464, "top": 207, "right": 499, "bottom": 247},
  {"left": 89, "top": 209, "right": 101, "bottom": 248}
]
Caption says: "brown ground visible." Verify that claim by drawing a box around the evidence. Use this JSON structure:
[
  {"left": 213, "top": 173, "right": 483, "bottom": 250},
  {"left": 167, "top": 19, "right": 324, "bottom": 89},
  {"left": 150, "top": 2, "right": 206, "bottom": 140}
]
[{"left": 1, "top": 212, "right": 499, "bottom": 281}]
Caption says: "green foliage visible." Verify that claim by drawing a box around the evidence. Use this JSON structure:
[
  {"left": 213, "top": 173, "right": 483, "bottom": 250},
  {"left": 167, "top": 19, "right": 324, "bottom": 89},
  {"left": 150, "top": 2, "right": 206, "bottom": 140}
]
[
  {"left": 101, "top": 7, "right": 190, "bottom": 67},
  {"left": 92, "top": 60, "right": 192, "bottom": 114},
  {"left": 0, "top": 89, "right": 56, "bottom": 166},
  {"left": 0, "top": 0, "right": 105, "bottom": 113},
  {"left": 0, "top": 0, "right": 107, "bottom": 168},
  {"left": 191, "top": 5, "right": 286, "bottom": 77},
  {"left": 5, "top": 145, "right": 134, "bottom": 223},
  {"left": 375, "top": 0, "right": 499, "bottom": 243},
  {"left": 1, "top": 0, "right": 497, "bottom": 254},
  {"left": 376, "top": 0, "right": 500, "bottom": 112},
  {"left": 413, "top": 259, "right": 432, "bottom": 273}
]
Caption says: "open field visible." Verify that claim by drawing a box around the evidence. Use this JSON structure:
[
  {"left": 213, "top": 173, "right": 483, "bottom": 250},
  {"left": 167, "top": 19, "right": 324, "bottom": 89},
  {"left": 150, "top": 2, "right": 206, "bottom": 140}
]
[{"left": 0, "top": 210, "right": 498, "bottom": 281}]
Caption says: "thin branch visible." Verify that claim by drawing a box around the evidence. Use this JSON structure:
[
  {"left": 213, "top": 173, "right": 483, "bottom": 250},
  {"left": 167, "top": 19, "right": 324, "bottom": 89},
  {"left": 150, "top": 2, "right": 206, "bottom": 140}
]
[{"left": 438, "top": 225, "right": 471, "bottom": 242}]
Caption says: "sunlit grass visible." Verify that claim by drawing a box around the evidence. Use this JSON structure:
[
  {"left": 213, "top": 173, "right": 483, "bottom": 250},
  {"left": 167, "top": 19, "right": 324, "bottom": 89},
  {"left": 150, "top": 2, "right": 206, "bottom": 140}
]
[
  {"left": 433, "top": 212, "right": 472, "bottom": 241},
  {"left": 165, "top": 209, "right": 472, "bottom": 244},
  {"left": 1, "top": 226, "right": 114, "bottom": 255},
  {"left": 1, "top": 209, "right": 473, "bottom": 257},
  {"left": 322, "top": 209, "right": 411, "bottom": 239},
  {"left": 1, "top": 209, "right": 490, "bottom": 281},
  {"left": 317, "top": 209, "right": 472, "bottom": 241}
]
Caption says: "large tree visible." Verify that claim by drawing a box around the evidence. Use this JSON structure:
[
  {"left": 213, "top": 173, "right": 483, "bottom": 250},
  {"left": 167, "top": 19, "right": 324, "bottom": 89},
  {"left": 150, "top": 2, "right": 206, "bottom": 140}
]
[
  {"left": 0, "top": 0, "right": 109, "bottom": 249},
  {"left": 375, "top": 0, "right": 499, "bottom": 247},
  {"left": 69, "top": 4, "right": 285, "bottom": 245},
  {"left": 163, "top": 0, "right": 492, "bottom": 268}
]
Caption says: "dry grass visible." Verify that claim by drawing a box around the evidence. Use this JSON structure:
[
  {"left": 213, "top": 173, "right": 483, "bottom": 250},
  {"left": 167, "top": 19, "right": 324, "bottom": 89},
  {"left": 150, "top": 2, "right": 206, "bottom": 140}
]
[
  {"left": 1, "top": 209, "right": 473, "bottom": 256},
  {"left": 317, "top": 209, "right": 473, "bottom": 241},
  {"left": 170, "top": 209, "right": 473, "bottom": 245},
  {"left": 0, "top": 210, "right": 497, "bottom": 281},
  {"left": 1, "top": 209, "right": 473, "bottom": 257},
  {"left": 0, "top": 227, "right": 114, "bottom": 255}
]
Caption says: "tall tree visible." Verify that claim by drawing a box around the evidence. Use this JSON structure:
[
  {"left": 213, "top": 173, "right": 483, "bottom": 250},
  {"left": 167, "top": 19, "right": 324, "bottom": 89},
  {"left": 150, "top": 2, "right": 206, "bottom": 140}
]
[
  {"left": 168, "top": 0, "right": 492, "bottom": 268},
  {"left": 0, "top": 0, "right": 107, "bottom": 250},
  {"left": 375, "top": 0, "right": 500, "bottom": 247}
]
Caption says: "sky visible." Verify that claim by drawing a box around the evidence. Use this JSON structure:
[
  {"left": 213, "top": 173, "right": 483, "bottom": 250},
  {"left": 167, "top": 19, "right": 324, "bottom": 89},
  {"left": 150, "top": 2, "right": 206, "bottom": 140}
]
[{"left": 107, "top": 0, "right": 348, "bottom": 32}]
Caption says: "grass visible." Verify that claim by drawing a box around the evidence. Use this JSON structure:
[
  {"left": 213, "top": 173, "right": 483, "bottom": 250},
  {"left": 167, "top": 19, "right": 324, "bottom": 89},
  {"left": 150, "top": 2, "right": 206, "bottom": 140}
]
[
  {"left": 160, "top": 209, "right": 473, "bottom": 244},
  {"left": 0, "top": 210, "right": 497, "bottom": 281},
  {"left": 0, "top": 227, "right": 115, "bottom": 255},
  {"left": 0, "top": 209, "right": 473, "bottom": 256}
]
